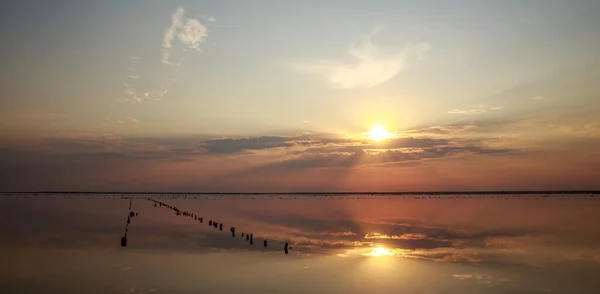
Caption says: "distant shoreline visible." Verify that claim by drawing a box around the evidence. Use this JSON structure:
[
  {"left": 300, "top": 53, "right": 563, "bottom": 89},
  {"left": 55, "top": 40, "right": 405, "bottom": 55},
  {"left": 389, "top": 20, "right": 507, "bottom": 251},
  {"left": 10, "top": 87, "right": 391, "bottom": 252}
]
[{"left": 1, "top": 191, "right": 598, "bottom": 195}]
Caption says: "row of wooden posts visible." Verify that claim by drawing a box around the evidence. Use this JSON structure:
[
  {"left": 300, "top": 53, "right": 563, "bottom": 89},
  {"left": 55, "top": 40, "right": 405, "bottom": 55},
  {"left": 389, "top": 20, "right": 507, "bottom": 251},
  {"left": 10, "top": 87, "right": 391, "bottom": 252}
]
[
  {"left": 120, "top": 197, "right": 291, "bottom": 254},
  {"left": 120, "top": 198, "right": 138, "bottom": 247}
]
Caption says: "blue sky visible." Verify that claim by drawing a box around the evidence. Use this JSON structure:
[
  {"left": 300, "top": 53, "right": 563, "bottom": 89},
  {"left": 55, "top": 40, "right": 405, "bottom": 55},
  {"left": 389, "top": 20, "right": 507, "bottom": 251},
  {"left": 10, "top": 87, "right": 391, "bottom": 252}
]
[{"left": 1, "top": 0, "right": 600, "bottom": 191}]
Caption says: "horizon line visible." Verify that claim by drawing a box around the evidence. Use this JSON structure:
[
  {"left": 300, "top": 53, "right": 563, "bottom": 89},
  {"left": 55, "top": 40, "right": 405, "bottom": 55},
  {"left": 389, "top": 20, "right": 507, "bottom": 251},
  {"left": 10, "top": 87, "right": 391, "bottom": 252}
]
[{"left": 2, "top": 190, "right": 598, "bottom": 195}]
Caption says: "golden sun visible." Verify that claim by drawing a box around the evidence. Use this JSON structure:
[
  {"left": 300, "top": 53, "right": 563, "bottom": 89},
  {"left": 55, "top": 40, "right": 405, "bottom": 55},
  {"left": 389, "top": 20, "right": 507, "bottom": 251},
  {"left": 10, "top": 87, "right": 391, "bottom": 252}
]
[
  {"left": 367, "top": 247, "right": 394, "bottom": 257},
  {"left": 368, "top": 125, "right": 392, "bottom": 142}
]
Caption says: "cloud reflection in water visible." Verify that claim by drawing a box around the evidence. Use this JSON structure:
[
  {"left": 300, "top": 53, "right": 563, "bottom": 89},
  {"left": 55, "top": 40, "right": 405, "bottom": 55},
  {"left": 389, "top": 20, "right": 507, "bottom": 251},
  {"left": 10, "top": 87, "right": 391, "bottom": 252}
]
[{"left": 0, "top": 194, "right": 599, "bottom": 294}]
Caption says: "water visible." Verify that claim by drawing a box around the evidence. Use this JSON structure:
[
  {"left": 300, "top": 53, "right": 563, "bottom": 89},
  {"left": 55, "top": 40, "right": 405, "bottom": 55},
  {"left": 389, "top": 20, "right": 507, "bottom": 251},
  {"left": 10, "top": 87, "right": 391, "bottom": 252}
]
[{"left": 0, "top": 193, "right": 598, "bottom": 294}]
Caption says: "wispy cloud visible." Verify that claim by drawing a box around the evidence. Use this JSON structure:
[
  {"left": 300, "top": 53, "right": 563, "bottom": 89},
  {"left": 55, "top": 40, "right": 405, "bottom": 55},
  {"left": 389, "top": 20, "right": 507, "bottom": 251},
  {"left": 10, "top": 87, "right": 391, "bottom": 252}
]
[
  {"left": 157, "top": 87, "right": 168, "bottom": 100},
  {"left": 162, "top": 6, "right": 209, "bottom": 66},
  {"left": 162, "top": 7, "right": 185, "bottom": 65},
  {"left": 452, "top": 273, "right": 512, "bottom": 285},
  {"left": 401, "top": 124, "right": 477, "bottom": 137},
  {"left": 448, "top": 107, "right": 487, "bottom": 115},
  {"left": 559, "top": 122, "right": 600, "bottom": 138},
  {"left": 103, "top": 117, "right": 140, "bottom": 128},
  {"left": 118, "top": 6, "right": 211, "bottom": 107},
  {"left": 448, "top": 105, "right": 504, "bottom": 115},
  {"left": 120, "top": 56, "right": 145, "bottom": 102},
  {"left": 126, "top": 56, "right": 141, "bottom": 79},
  {"left": 123, "top": 82, "right": 141, "bottom": 103},
  {"left": 289, "top": 31, "right": 430, "bottom": 89},
  {"left": 178, "top": 19, "right": 208, "bottom": 50},
  {"left": 120, "top": 55, "right": 152, "bottom": 103}
]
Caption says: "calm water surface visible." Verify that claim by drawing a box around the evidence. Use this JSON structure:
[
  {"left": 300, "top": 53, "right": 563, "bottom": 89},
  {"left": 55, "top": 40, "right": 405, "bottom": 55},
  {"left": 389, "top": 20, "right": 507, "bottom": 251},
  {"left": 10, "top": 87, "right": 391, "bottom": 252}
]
[{"left": 0, "top": 194, "right": 598, "bottom": 294}]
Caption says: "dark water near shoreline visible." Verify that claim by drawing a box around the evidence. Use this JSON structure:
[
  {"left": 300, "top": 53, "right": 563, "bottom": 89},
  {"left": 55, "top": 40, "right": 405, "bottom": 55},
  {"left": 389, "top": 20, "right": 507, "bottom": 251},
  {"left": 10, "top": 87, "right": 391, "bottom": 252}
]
[{"left": 1, "top": 194, "right": 599, "bottom": 294}]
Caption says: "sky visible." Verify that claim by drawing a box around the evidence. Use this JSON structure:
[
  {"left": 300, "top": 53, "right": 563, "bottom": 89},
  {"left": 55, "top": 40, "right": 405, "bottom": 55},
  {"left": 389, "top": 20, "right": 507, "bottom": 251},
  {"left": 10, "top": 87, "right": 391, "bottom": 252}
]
[
  {"left": 1, "top": 0, "right": 600, "bottom": 192},
  {"left": 1, "top": 195, "right": 599, "bottom": 294}
]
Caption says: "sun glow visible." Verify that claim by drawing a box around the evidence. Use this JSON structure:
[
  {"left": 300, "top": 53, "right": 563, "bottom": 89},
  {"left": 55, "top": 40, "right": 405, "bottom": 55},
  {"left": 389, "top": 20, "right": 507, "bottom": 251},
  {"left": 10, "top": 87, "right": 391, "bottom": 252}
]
[
  {"left": 368, "top": 124, "right": 393, "bottom": 141},
  {"left": 365, "top": 247, "right": 395, "bottom": 257}
]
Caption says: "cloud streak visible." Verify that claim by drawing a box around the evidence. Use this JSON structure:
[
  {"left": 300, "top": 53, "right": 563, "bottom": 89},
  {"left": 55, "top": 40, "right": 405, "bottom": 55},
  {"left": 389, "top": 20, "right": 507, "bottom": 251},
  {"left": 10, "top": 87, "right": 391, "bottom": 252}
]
[
  {"left": 198, "top": 136, "right": 294, "bottom": 154},
  {"left": 447, "top": 105, "right": 505, "bottom": 115},
  {"left": 197, "top": 133, "right": 516, "bottom": 170},
  {"left": 2, "top": 113, "right": 600, "bottom": 191},
  {"left": 289, "top": 34, "right": 430, "bottom": 89}
]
